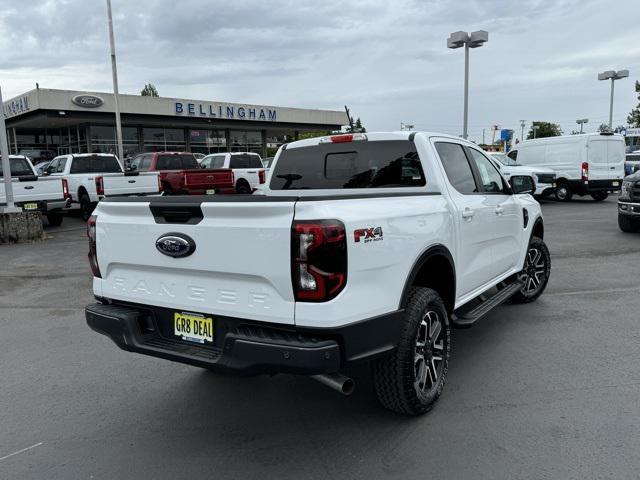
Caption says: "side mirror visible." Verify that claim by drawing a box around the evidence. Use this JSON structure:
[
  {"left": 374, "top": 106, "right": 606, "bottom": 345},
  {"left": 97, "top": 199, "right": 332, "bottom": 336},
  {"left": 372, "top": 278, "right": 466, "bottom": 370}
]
[{"left": 510, "top": 175, "right": 535, "bottom": 195}]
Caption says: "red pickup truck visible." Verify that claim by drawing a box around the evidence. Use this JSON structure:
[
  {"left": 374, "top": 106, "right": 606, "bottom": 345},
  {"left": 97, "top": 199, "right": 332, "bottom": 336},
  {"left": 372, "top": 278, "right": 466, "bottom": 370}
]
[{"left": 129, "top": 152, "right": 234, "bottom": 195}]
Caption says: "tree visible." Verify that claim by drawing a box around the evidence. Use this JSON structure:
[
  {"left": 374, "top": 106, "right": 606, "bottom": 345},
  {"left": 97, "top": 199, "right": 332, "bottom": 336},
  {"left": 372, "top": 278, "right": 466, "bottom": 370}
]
[
  {"left": 141, "top": 83, "right": 159, "bottom": 97},
  {"left": 354, "top": 117, "right": 366, "bottom": 133},
  {"left": 526, "top": 121, "right": 562, "bottom": 139},
  {"left": 627, "top": 80, "right": 640, "bottom": 128}
]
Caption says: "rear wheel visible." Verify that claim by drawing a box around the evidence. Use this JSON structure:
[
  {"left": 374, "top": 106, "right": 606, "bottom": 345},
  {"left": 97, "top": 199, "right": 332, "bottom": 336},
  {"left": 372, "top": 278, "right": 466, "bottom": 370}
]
[
  {"left": 554, "top": 184, "right": 573, "bottom": 202},
  {"left": 511, "top": 237, "right": 551, "bottom": 304},
  {"left": 590, "top": 192, "right": 608, "bottom": 201},
  {"left": 236, "top": 181, "right": 252, "bottom": 194},
  {"left": 46, "top": 211, "right": 64, "bottom": 227},
  {"left": 80, "top": 194, "right": 94, "bottom": 221},
  {"left": 618, "top": 214, "right": 640, "bottom": 233},
  {"left": 373, "top": 287, "right": 450, "bottom": 416}
]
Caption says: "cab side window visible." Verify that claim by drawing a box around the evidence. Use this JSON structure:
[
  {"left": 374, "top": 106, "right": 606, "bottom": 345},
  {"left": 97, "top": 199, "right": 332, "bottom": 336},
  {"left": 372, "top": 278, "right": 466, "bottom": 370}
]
[
  {"left": 47, "top": 159, "right": 59, "bottom": 174},
  {"left": 508, "top": 150, "right": 518, "bottom": 161},
  {"left": 467, "top": 148, "right": 506, "bottom": 194},
  {"left": 56, "top": 158, "right": 67, "bottom": 173},
  {"left": 435, "top": 142, "right": 478, "bottom": 194}
]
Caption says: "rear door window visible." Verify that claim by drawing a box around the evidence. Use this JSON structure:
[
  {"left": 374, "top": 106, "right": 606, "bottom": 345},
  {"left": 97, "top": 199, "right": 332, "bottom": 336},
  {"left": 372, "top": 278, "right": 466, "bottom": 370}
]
[
  {"left": 435, "top": 142, "right": 478, "bottom": 194},
  {"left": 69, "top": 155, "right": 122, "bottom": 173},
  {"left": 0, "top": 157, "right": 34, "bottom": 177},
  {"left": 270, "top": 140, "right": 425, "bottom": 190},
  {"left": 212, "top": 155, "right": 226, "bottom": 169},
  {"left": 230, "top": 154, "right": 262, "bottom": 169}
]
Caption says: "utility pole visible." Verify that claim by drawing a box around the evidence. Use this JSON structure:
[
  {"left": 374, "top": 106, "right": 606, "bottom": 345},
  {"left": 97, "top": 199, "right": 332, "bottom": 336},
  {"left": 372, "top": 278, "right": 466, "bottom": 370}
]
[
  {"left": 344, "top": 105, "right": 353, "bottom": 132},
  {"left": 598, "top": 70, "right": 629, "bottom": 129},
  {"left": 482, "top": 128, "right": 485, "bottom": 145},
  {"left": 106, "top": 0, "right": 124, "bottom": 162},
  {"left": 0, "top": 86, "right": 19, "bottom": 213},
  {"left": 520, "top": 120, "right": 526, "bottom": 142}
]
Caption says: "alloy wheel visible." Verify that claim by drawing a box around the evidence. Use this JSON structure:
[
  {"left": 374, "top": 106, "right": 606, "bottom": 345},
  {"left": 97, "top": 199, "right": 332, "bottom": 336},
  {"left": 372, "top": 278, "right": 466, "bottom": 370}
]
[
  {"left": 519, "top": 247, "right": 547, "bottom": 295},
  {"left": 414, "top": 310, "right": 444, "bottom": 397}
]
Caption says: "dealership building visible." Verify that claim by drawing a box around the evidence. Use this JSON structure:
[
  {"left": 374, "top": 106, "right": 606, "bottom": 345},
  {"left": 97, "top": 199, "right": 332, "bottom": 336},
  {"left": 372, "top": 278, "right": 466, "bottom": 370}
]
[{"left": 2, "top": 88, "right": 348, "bottom": 160}]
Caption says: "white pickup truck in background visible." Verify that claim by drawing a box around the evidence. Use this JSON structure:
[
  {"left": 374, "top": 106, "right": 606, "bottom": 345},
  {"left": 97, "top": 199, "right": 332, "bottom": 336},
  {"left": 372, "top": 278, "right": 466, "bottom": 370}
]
[
  {"left": 85, "top": 132, "right": 551, "bottom": 415},
  {"left": 199, "top": 152, "right": 266, "bottom": 193},
  {"left": 489, "top": 152, "right": 556, "bottom": 197},
  {"left": 45, "top": 153, "right": 161, "bottom": 220},
  {"left": 1, "top": 155, "right": 69, "bottom": 226}
]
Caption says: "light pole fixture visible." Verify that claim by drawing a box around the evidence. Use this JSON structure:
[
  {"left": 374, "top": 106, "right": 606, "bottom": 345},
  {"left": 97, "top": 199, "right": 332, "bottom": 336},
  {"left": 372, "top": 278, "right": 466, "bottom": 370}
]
[
  {"left": 447, "top": 30, "right": 488, "bottom": 140},
  {"left": 400, "top": 122, "right": 415, "bottom": 131},
  {"left": 532, "top": 125, "right": 540, "bottom": 139},
  {"left": 576, "top": 118, "right": 589, "bottom": 134},
  {"left": 106, "top": 0, "right": 124, "bottom": 162},
  {"left": 598, "top": 69, "right": 629, "bottom": 128}
]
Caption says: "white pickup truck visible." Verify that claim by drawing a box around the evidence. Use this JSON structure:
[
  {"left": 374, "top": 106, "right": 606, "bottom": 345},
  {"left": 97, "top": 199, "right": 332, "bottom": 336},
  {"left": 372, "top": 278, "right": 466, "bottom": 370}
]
[
  {"left": 489, "top": 152, "right": 556, "bottom": 197},
  {"left": 45, "top": 153, "right": 161, "bottom": 220},
  {"left": 85, "top": 132, "right": 551, "bottom": 415},
  {"left": 1, "top": 155, "right": 69, "bottom": 226},
  {"left": 199, "top": 152, "right": 266, "bottom": 193}
]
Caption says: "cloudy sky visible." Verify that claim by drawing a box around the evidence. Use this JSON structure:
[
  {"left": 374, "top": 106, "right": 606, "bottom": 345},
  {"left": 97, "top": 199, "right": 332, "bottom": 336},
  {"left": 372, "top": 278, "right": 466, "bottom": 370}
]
[{"left": 1, "top": 0, "right": 638, "bottom": 142}]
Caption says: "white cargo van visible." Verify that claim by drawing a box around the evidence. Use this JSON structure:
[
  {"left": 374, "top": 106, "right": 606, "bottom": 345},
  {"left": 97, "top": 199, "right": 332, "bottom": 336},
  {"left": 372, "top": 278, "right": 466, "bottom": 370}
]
[{"left": 507, "top": 133, "right": 625, "bottom": 201}]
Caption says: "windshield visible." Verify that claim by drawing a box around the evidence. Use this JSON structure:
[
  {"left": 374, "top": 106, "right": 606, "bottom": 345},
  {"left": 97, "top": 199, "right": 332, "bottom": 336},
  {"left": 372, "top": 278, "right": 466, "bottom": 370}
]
[
  {"left": 270, "top": 140, "right": 425, "bottom": 190},
  {"left": 0, "top": 157, "right": 34, "bottom": 177},
  {"left": 69, "top": 155, "right": 122, "bottom": 174},
  {"left": 492, "top": 153, "right": 521, "bottom": 166}
]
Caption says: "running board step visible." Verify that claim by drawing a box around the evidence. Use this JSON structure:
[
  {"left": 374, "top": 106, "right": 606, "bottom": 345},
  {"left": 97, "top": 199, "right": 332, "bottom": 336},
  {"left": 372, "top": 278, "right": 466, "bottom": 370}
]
[{"left": 451, "top": 280, "right": 524, "bottom": 328}]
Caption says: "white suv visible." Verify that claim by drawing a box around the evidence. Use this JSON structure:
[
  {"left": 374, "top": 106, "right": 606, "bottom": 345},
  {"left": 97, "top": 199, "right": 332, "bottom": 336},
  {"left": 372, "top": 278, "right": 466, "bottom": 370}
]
[{"left": 200, "top": 152, "right": 266, "bottom": 193}]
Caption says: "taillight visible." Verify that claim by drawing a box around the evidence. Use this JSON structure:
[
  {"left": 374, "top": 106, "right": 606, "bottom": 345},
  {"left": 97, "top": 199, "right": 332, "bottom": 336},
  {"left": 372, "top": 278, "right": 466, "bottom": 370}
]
[
  {"left": 581, "top": 162, "right": 589, "bottom": 182},
  {"left": 87, "top": 215, "right": 101, "bottom": 278},
  {"left": 318, "top": 133, "right": 367, "bottom": 144},
  {"left": 259, "top": 169, "right": 266, "bottom": 184},
  {"left": 292, "top": 220, "right": 347, "bottom": 302},
  {"left": 157, "top": 174, "right": 163, "bottom": 193},
  {"left": 95, "top": 176, "right": 104, "bottom": 195},
  {"left": 62, "top": 178, "right": 70, "bottom": 199}
]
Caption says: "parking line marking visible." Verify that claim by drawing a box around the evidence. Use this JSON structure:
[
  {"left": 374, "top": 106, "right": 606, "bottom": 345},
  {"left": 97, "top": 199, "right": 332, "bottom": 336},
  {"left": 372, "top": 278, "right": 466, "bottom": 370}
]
[{"left": 0, "top": 442, "right": 43, "bottom": 462}]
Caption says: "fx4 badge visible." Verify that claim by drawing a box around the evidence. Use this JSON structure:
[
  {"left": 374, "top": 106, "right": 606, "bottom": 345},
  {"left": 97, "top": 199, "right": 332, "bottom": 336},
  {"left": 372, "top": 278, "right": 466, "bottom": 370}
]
[{"left": 354, "top": 226, "right": 383, "bottom": 243}]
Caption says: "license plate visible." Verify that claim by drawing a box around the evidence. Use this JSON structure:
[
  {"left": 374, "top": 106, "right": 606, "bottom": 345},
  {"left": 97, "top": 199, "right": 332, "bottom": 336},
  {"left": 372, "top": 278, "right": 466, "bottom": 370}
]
[
  {"left": 206, "top": 189, "right": 216, "bottom": 195},
  {"left": 612, "top": 181, "right": 620, "bottom": 187},
  {"left": 174, "top": 311, "right": 214, "bottom": 344},
  {"left": 23, "top": 202, "right": 38, "bottom": 211}
]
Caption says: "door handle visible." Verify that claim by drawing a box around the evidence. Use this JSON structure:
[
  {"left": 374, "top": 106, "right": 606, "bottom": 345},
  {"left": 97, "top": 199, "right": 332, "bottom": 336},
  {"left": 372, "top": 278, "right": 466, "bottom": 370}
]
[
  {"left": 495, "top": 206, "right": 504, "bottom": 215},
  {"left": 462, "top": 208, "right": 475, "bottom": 219}
]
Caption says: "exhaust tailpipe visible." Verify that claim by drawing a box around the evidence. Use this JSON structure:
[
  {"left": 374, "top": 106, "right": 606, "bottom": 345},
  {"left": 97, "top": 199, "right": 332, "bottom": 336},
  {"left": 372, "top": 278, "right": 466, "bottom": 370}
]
[{"left": 311, "top": 373, "right": 355, "bottom": 396}]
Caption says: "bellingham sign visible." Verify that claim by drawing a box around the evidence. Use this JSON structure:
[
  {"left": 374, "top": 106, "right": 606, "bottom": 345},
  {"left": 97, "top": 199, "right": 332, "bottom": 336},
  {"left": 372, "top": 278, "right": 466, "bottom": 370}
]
[{"left": 174, "top": 102, "right": 277, "bottom": 122}]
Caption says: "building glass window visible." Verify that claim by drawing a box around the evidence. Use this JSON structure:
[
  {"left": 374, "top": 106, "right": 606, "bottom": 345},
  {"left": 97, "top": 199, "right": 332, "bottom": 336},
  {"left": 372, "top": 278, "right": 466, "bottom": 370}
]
[
  {"left": 189, "top": 129, "right": 226, "bottom": 154},
  {"left": 230, "top": 130, "right": 262, "bottom": 154}
]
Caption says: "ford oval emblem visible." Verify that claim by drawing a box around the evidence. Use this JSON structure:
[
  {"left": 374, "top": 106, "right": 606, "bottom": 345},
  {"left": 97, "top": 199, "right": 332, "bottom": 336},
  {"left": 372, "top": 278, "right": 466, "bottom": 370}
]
[
  {"left": 155, "top": 233, "right": 196, "bottom": 258},
  {"left": 71, "top": 94, "right": 104, "bottom": 108}
]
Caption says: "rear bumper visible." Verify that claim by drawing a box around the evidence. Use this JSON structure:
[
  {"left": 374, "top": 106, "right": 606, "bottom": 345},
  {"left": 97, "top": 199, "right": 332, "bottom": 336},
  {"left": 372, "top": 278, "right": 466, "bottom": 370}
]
[
  {"left": 15, "top": 198, "right": 68, "bottom": 213},
  {"left": 85, "top": 302, "right": 403, "bottom": 375},
  {"left": 619, "top": 201, "right": 640, "bottom": 216},
  {"left": 569, "top": 179, "right": 622, "bottom": 194},
  {"left": 178, "top": 187, "right": 236, "bottom": 195}
]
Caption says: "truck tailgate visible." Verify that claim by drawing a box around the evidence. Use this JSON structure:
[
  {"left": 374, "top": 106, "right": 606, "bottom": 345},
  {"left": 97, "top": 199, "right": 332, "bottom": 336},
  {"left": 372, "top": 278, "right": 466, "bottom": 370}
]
[
  {"left": 184, "top": 169, "right": 233, "bottom": 188},
  {"left": 94, "top": 197, "right": 297, "bottom": 324},
  {"left": 0, "top": 177, "right": 64, "bottom": 204},
  {"left": 102, "top": 172, "right": 160, "bottom": 196}
]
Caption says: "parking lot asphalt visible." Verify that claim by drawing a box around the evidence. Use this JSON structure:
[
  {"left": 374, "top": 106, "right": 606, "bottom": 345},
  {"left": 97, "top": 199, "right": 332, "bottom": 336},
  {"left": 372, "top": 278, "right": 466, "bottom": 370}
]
[{"left": 1, "top": 197, "right": 639, "bottom": 480}]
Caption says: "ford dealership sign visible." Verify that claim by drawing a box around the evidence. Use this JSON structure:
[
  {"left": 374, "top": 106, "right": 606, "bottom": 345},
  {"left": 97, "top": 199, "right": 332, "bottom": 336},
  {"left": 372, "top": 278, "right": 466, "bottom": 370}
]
[{"left": 72, "top": 94, "right": 104, "bottom": 108}]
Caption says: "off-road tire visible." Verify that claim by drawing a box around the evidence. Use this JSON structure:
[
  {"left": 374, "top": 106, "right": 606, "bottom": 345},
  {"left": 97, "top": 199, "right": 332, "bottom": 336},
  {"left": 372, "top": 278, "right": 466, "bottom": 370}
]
[
  {"left": 46, "top": 211, "right": 64, "bottom": 227},
  {"left": 618, "top": 214, "right": 640, "bottom": 233},
  {"left": 372, "top": 287, "right": 450, "bottom": 416},
  {"left": 511, "top": 236, "right": 551, "bottom": 304}
]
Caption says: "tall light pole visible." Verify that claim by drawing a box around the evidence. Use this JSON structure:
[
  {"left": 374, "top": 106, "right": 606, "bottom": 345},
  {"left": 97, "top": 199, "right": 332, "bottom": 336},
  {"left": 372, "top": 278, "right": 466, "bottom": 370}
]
[
  {"left": 576, "top": 118, "right": 589, "bottom": 134},
  {"left": 447, "top": 30, "right": 488, "bottom": 139},
  {"left": 0, "top": 86, "right": 19, "bottom": 213},
  {"left": 520, "top": 120, "right": 526, "bottom": 142},
  {"left": 400, "top": 122, "right": 414, "bottom": 131},
  {"left": 598, "top": 69, "right": 629, "bottom": 129},
  {"left": 532, "top": 125, "right": 540, "bottom": 139},
  {"left": 106, "top": 0, "right": 124, "bottom": 162}
]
